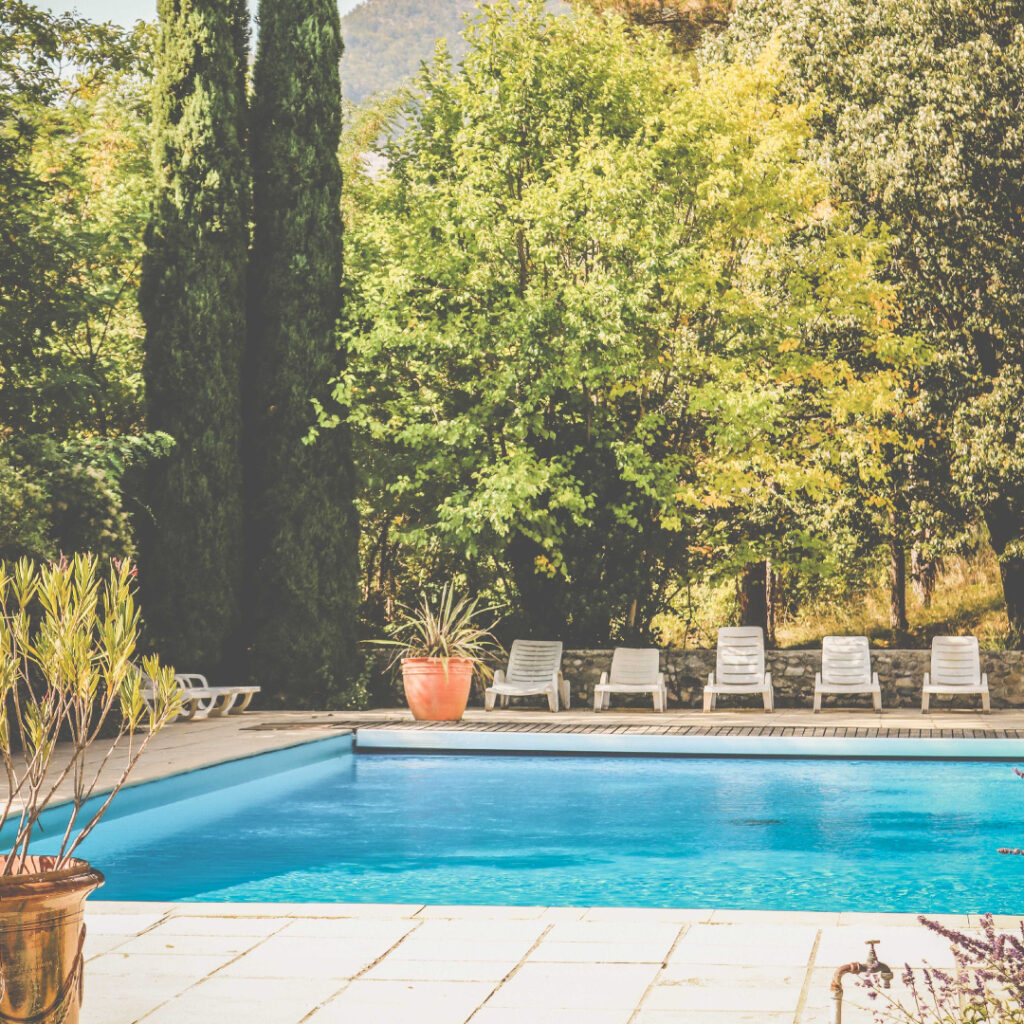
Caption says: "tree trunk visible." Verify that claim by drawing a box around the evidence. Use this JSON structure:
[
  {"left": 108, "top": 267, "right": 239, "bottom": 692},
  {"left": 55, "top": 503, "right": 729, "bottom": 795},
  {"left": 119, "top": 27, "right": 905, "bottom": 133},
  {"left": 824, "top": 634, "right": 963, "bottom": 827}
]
[
  {"left": 765, "top": 559, "right": 779, "bottom": 646},
  {"left": 911, "top": 546, "right": 937, "bottom": 609},
  {"left": 738, "top": 561, "right": 769, "bottom": 638},
  {"left": 889, "top": 510, "right": 908, "bottom": 634}
]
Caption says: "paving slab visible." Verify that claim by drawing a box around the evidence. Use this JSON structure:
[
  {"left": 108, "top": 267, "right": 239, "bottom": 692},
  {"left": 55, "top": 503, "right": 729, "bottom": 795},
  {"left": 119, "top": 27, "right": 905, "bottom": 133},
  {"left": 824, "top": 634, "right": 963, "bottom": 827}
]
[{"left": 75, "top": 902, "right": 1009, "bottom": 1024}]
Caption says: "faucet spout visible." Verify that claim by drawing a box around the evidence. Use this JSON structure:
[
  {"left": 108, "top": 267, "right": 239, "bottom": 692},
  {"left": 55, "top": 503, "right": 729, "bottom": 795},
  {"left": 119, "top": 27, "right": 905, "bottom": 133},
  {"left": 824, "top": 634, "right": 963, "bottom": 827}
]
[{"left": 829, "top": 941, "right": 892, "bottom": 1024}]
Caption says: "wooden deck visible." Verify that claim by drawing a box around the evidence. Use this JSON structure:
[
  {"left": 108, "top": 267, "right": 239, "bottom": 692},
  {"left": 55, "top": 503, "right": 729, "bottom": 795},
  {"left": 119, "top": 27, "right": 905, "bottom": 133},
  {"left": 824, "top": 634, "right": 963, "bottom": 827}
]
[{"left": 244, "top": 707, "right": 1024, "bottom": 741}]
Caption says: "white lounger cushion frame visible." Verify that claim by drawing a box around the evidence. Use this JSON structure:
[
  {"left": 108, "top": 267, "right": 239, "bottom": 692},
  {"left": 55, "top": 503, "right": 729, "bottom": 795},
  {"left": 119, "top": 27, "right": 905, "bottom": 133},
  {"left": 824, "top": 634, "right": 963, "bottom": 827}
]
[
  {"left": 594, "top": 648, "right": 667, "bottom": 712},
  {"left": 922, "top": 636, "right": 989, "bottom": 712},
  {"left": 704, "top": 626, "right": 774, "bottom": 712},
  {"left": 485, "top": 640, "right": 569, "bottom": 712},
  {"left": 814, "top": 635, "right": 881, "bottom": 711},
  {"left": 143, "top": 673, "right": 260, "bottom": 721}
]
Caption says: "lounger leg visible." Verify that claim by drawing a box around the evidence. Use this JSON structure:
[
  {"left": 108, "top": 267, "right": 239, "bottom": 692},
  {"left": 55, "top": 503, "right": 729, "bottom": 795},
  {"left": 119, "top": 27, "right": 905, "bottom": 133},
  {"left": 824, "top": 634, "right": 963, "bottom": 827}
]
[
  {"left": 230, "top": 692, "right": 255, "bottom": 715},
  {"left": 813, "top": 692, "right": 821, "bottom": 712},
  {"left": 982, "top": 691, "right": 991, "bottom": 712},
  {"left": 921, "top": 691, "right": 929, "bottom": 713},
  {"left": 547, "top": 688, "right": 559, "bottom": 713},
  {"left": 873, "top": 691, "right": 882, "bottom": 712},
  {"left": 485, "top": 690, "right": 496, "bottom": 710},
  {"left": 702, "top": 689, "right": 713, "bottom": 713},
  {"left": 763, "top": 689, "right": 773, "bottom": 713},
  {"left": 181, "top": 701, "right": 199, "bottom": 722},
  {"left": 208, "top": 693, "right": 238, "bottom": 718}
]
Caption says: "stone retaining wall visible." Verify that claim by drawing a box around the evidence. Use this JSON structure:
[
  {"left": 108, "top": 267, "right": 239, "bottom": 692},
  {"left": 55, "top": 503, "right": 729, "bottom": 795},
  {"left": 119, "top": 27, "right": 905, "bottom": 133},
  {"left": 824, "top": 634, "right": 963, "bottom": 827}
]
[{"left": 561, "top": 648, "right": 1024, "bottom": 709}]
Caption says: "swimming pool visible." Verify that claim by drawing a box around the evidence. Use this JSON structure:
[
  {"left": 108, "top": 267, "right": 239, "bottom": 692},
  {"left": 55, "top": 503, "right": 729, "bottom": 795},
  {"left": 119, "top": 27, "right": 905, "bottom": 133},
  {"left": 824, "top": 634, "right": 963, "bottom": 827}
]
[{"left": 23, "top": 737, "right": 1024, "bottom": 912}]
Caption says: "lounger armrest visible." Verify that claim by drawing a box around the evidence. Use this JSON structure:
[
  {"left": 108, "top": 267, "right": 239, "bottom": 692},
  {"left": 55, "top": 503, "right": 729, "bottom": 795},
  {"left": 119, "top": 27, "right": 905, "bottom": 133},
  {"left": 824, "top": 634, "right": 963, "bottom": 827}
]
[
  {"left": 493, "top": 668, "right": 506, "bottom": 686},
  {"left": 552, "top": 670, "right": 562, "bottom": 687},
  {"left": 764, "top": 671, "right": 772, "bottom": 688},
  {"left": 599, "top": 671, "right": 609, "bottom": 686},
  {"left": 814, "top": 671, "right": 821, "bottom": 687}
]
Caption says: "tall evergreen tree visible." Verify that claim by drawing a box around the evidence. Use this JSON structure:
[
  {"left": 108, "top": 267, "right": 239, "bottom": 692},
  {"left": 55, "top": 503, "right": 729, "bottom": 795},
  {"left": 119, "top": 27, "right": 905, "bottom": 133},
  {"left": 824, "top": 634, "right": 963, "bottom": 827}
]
[
  {"left": 248, "top": 0, "right": 360, "bottom": 706},
  {"left": 139, "top": 0, "right": 249, "bottom": 678}
]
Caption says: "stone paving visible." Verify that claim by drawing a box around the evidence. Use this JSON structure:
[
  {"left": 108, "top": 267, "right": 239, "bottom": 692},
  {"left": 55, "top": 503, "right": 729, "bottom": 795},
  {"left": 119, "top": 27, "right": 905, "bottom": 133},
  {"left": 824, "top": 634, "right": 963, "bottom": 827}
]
[{"left": 81, "top": 901, "right": 1004, "bottom": 1024}]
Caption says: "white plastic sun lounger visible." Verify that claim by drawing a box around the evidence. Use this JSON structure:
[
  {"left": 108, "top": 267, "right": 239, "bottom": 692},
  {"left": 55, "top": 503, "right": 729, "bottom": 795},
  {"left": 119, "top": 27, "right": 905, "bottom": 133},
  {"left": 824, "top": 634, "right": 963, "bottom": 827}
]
[
  {"left": 922, "top": 636, "right": 989, "bottom": 712},
  {"left": 703, "top": 626, "right": 774, "bottom": 712},
  {"left": 485, "top": 640, "right": 568, "bottom": 712},
  {"left": 143, "top": 673, "right": 260, "bottom": 721},
  {"left": 814, "top": 635, "right": 881, "bottom": 711},
  {"left": 594, "top": 648, "right": 666, "bottom": 712}
]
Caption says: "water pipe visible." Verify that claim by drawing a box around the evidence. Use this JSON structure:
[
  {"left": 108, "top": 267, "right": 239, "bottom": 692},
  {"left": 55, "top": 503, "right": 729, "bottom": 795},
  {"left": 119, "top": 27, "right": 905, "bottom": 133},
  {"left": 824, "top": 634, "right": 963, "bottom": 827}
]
[{"left": 830, "top": 940, "right": 893, "bottom": 1024}]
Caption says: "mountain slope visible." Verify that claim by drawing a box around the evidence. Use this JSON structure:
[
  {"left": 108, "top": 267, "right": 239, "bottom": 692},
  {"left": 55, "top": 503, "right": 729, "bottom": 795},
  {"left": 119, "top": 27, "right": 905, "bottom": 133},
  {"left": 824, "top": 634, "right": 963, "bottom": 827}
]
[{"left": 340, "top": 0, "right": 478, "bottom": 105}]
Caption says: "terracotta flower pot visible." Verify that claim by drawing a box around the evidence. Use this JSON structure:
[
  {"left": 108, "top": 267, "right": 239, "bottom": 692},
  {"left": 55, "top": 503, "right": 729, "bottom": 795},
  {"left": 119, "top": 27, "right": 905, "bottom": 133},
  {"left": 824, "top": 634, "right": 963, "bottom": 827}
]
[
  {"left": 401, "top": 657, "right": 475, "bottom": 721},
  {"left": 0, "top": 856, "right": 104, "bottom": 1024}
]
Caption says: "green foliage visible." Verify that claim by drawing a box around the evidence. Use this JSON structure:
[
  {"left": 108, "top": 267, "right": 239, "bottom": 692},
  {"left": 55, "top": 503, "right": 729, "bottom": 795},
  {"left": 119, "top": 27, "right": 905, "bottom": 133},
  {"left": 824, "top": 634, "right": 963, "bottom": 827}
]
[
  {"left": 333, "top": 0, "right": 911, "bottom": 645},
  {"left": 720, "top": 0, "right": 1024, "bottom": 634},
  {"left": 139, "top": 0, "right": 250, "bottom": 680},
  {"left": 0, "top": 555, "right": 180, "bottom": 871},
  {"left": 248, "top": 0, "right": 361, "bottom": 707},
  {"left": 0, "top": 4, "right": 166, "bottom": 561}
]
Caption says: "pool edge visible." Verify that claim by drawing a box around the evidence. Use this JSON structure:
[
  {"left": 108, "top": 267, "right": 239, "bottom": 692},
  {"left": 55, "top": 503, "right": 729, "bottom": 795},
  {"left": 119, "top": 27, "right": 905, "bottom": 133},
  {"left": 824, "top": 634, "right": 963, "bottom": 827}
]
[{"left": 354, "top": 727, "right": 1024, "bottom": 760}]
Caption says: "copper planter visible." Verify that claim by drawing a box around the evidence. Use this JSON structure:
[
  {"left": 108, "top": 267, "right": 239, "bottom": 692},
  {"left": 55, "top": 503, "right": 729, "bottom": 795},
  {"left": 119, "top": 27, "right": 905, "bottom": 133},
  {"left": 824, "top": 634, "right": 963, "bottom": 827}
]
[{"left": 0, "top": 856, "right": 104, "bottom": 1024}]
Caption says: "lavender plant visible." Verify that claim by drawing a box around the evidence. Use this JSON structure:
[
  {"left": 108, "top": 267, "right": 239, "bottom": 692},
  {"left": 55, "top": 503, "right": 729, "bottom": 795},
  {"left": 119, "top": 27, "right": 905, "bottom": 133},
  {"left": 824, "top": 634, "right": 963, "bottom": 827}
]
[{"left": 863, "top": 915, "right": 1024, "bottom": 1023}]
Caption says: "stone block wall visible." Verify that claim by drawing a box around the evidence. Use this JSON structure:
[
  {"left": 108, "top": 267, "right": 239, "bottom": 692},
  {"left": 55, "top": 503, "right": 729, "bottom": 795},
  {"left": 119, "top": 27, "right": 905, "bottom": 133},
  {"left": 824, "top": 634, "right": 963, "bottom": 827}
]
[{"left": 561, "top": 648, "right": 1024, "bottom": 709}]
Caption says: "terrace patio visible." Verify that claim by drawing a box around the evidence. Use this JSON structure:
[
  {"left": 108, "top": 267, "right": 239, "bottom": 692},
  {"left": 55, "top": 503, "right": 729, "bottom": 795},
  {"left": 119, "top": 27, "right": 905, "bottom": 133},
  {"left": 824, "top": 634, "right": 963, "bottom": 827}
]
[{"left": 35, "top": 710, "right": 1024, "bottom": 1023}]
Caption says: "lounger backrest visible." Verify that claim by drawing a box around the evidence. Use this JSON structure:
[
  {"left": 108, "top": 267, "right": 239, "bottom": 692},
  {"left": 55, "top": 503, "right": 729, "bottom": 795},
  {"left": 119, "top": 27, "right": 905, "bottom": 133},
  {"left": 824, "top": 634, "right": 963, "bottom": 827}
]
[
  {"left": 609, "top": 648, "right": 660, "bottom": 688},
  {"left": 176, "top": 673, "right": 210, "bottom": 690},
  {"left": 821, "top": 636, "right": 871, "bottom": 688},
  {"left": 715, "top": 627, "right": 765, "bottom": 689},
  {"left": 506, "top": 640, "right": 563, "bottom": 690},
  {"left": 931, "top": 636, "right": 981, "bottom": 687}
]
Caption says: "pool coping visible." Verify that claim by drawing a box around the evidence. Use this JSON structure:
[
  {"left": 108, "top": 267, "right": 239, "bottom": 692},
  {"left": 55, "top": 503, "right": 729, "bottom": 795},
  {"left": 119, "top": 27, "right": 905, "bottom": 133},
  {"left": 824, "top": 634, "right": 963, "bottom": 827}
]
[
  {"left": 354, "top": 726, "right": 1024, "bottom": 759},
  {"left": 10, "top": 731, "right": 355, "bottom": 840}
]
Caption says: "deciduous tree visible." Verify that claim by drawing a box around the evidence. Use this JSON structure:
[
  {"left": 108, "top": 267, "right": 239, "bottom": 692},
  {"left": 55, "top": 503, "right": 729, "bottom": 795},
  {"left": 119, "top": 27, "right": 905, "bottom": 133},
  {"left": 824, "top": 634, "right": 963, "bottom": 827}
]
[
  {"left": 333, "top": 0, "right": 910, "bottom": 644},
  {"left": 721, "top": 0, "right": 1024, "bottom": 638}
]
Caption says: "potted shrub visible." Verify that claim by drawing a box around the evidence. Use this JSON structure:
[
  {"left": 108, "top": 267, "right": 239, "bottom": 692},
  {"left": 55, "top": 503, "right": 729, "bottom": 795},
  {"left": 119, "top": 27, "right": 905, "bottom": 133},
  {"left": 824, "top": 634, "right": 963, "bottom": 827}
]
[
  {"left": 0, "top": 555, "right": 180, "bottom": 1024},
  {"left": 375, "top": 584, "right": 503, "bottom": 721}
]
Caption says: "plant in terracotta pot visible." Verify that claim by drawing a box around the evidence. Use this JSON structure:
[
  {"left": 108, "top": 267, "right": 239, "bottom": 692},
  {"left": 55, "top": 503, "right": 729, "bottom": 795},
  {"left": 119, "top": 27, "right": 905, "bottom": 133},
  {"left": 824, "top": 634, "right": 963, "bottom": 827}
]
[
  {"left": 374, "top": 585, "right": 503, "bottom": 721},
  {"left": 0, "top": 555, "right": 181, "bottom": 1024}
]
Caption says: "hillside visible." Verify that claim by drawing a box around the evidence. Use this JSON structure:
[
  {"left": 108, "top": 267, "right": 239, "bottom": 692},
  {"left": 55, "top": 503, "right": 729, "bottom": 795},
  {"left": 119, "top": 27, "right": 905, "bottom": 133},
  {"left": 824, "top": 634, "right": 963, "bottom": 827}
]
[{"left": 340, "top": 0, "right": 478, "bottom": 105}]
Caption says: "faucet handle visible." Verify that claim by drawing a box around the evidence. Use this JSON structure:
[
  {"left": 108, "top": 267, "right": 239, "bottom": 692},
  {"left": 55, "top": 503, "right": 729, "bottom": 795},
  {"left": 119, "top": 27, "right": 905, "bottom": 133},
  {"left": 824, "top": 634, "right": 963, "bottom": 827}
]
[{"left": 865, "top": 940, "right": 893, "bottom": 988}]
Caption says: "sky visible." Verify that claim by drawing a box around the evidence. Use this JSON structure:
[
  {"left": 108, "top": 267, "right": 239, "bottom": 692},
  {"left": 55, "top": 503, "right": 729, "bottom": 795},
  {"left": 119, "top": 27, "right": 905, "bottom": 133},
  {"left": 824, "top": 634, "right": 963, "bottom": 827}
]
[{"left": 53, "top": 0, "right": 367, "bottom": 27}]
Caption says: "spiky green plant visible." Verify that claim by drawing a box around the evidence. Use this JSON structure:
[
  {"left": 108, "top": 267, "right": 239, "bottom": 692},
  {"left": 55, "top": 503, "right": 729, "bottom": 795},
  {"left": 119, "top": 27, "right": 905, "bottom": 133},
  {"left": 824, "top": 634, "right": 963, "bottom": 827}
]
[
  {"left": 0, "top": 555, "right": 181, "bottom": 873},
  {"left": 372, "top": 584, "right": 504, "bottom": 683}
]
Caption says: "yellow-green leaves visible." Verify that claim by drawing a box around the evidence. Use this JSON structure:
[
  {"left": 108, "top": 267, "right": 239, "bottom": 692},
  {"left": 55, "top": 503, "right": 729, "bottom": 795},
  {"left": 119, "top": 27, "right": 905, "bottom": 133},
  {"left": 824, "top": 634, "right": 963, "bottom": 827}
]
[
  {"left": 334, "top": 0, "right": 917, "bottom": 640},
  {"left": 0, "top": 555, "right": 179, "bottom": 869}
]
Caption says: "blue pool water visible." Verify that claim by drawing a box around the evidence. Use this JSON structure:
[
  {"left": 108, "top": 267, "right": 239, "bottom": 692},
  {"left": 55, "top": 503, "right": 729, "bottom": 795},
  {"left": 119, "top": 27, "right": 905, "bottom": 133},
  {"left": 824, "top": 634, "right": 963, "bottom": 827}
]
[{"left": 25, "top": 742, "right": 1024, "bottom": 912}]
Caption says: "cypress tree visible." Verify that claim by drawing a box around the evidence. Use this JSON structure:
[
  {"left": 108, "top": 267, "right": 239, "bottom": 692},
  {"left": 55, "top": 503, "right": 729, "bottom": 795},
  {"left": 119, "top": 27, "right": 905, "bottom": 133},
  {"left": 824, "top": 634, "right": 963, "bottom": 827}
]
[
  {"left": 139, "top": 0, "right": 250, "bottom": 679},
  {"left": 247, "top": 0, "right": 360, "bottom": 706}
]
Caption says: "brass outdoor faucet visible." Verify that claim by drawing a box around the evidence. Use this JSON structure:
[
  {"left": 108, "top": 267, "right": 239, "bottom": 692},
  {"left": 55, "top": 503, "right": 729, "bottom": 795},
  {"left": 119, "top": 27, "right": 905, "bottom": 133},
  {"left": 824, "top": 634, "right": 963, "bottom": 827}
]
[{"left": 830, "top": 940, "right": 893, "bottom": 1024}]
